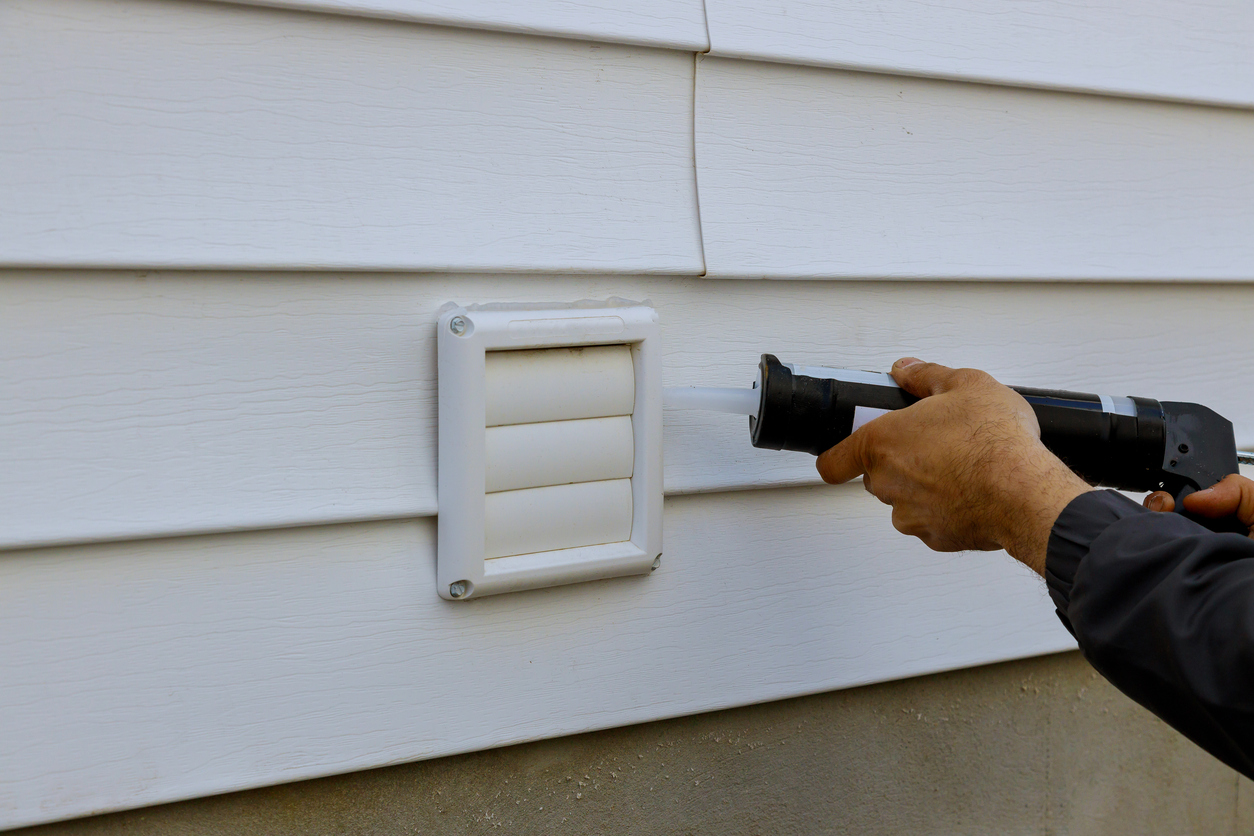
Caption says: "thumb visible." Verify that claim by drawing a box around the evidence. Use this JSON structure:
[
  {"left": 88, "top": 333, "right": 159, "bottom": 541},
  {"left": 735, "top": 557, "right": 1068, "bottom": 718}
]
[
  {"left": 890, "top": 357, "right": 962, "bottom": 399},
  {"left": 1182, "top": 474, "right": 1254, "bottom": 532}
]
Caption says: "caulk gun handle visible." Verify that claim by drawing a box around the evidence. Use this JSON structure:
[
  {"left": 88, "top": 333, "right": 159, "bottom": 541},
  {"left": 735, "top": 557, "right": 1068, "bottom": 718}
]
[{"left": 1158, "top": 401, "right": 1248, "bottom": 534}]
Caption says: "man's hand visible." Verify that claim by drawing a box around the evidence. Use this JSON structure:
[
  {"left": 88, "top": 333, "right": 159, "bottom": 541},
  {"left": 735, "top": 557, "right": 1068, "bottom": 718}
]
[
  {"left": 1143, "top": 474, "right": 1254, "bottom": 538},
  {"left": 815, "top": 358, "right": 1091, "bottom": 575}
]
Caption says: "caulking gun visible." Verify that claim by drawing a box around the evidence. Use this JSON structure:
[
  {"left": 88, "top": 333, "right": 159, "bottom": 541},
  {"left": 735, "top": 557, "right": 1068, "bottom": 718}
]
[{"left": 666, "top": 354, "right": 1254, "bottom": 534}]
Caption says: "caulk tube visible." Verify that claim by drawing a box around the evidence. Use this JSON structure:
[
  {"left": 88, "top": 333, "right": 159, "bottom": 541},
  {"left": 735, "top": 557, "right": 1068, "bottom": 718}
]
[
  {"left": 748, "top": 354, "right": 1169, "bottom": 492},
  {"left": 1012, "top": 387, "right": 1164, "bottom": 491}
]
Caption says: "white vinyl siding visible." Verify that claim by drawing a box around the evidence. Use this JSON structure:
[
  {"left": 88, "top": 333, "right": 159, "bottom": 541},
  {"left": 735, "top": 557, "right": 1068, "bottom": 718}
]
[
  {"left": 704, "top": 0, "right": 1254, "bottom": 106},
  {"left": 0, "top": 0, "right": 703, "bottom": 273},
  {"left": 223, "top": 0, "right": 710, "bottom": 49},
  {"left": 695, "top": 57, "right": 1254, "bottom": 281},
  {"left": 2, "top": 273, "right": 1251, "bottom": 552}
]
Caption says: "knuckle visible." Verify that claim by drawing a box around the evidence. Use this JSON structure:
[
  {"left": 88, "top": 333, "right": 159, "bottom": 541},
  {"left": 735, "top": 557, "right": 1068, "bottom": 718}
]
[
  {"left": 866, "top": 478, "right": 893, "bottom": 506},
  {"left": 953, "top": 368, "right": 993, "bottom": 388},
  {"left": 897, "top": 361, "right": 930, "bottom": 381},
  {"left": 855, "top": 416, "right": 893, "bottom": 457},
  {"left": 890, "top": 507, "right": 924, "bottom": 535},
  {"left": 848, "top": 428, "right": 879, "bottom": 471},
  {"left": 855, "top": 421, "right": 880, "bottom": 448}
]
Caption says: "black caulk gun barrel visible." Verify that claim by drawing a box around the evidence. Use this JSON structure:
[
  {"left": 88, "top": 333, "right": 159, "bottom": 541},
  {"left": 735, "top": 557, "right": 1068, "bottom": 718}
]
[{"left": 748, "top": 354, "right": 1247, "bottom": 533}]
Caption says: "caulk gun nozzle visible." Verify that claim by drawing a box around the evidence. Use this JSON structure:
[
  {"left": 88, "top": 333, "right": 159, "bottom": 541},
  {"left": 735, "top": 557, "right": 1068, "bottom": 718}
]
[{"left": 663, "top": 386, "right": 760, "bottom": 415}]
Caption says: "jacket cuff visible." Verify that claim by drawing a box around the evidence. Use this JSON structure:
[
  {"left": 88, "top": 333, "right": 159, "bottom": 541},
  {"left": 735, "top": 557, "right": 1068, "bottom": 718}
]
[{"left": 1045, "top": 490, "right": 1149, "bottom": 630}]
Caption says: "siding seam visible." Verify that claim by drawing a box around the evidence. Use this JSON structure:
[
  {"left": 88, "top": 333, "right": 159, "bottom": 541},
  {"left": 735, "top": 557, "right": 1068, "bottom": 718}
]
[{"left": 691, "top": 51, "right": 709, "bottom": 278}]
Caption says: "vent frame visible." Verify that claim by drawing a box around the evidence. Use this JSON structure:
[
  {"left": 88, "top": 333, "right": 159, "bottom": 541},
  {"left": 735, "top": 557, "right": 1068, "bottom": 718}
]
[{"left": 436, "top": 302, "right": 662, "bottom": 600}]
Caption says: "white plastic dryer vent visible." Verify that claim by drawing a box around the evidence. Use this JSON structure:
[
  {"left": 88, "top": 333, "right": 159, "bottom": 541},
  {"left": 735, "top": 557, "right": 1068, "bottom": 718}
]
[{"left": 436, "top": 301, "right": 662, "bottom": 600}]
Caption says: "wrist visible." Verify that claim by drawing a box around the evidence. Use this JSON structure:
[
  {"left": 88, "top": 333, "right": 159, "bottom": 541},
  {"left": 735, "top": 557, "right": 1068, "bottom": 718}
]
[{"left": 990, "top": 446, "right": 1091, "bottom": 575}]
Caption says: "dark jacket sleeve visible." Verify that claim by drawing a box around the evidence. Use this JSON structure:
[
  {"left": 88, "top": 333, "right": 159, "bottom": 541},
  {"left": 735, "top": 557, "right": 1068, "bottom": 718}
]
[{"left": 1046, "top": 490, "right": 1254, "bottom": 778}]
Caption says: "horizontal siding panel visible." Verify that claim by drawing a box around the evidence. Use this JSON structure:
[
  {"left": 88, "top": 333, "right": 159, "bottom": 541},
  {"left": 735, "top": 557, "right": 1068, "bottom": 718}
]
[
  {"left": 222, "top": 0, "right": 709, "bottom": 50},
  {"left": 0, "top": 0, "right": 703, "bottom": 273},
  {"left": 0, "top": 486, "right": 1072, "bottom": 829},
  {"left": 704, "top": 0, "right": 1254, "bottom": 107},
  {"left": 696, "top": 57, "right": 1254, "bottom": 281},
  {"left": 2, "top": 271, "right": 1253, "bottom": 551}
]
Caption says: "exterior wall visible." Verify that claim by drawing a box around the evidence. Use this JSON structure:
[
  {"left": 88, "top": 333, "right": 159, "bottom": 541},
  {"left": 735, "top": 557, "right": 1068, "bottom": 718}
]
[
  {"left": 2, "top": 0, "right": 1253, "bottom": 828},
  {"left": 14, "top": 652, "right": 1252, "bottom": 836}
]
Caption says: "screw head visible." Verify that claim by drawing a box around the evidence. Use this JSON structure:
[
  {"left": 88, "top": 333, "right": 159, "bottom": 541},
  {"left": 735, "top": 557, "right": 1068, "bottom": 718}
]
[
  {"left": 449, "top": 581, "right": 468, "bottom": 598},
  {"left": 651, "top": 555, "right": 661, "bottom": 571},
  {"left": 1178, "top": 443, "right": 1190, "bottom": 454},
  {"left": 449, "top": 316, "right": 467, "bottom": 336}
]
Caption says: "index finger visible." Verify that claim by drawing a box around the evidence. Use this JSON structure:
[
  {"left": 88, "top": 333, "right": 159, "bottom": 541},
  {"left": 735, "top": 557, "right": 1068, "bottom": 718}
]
[
  {"left": 816, "top": 428, "right": 871, "bottom": 484},
  {"left": 1182, "top": 474, "right": 1254, "bottom": 529}
]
